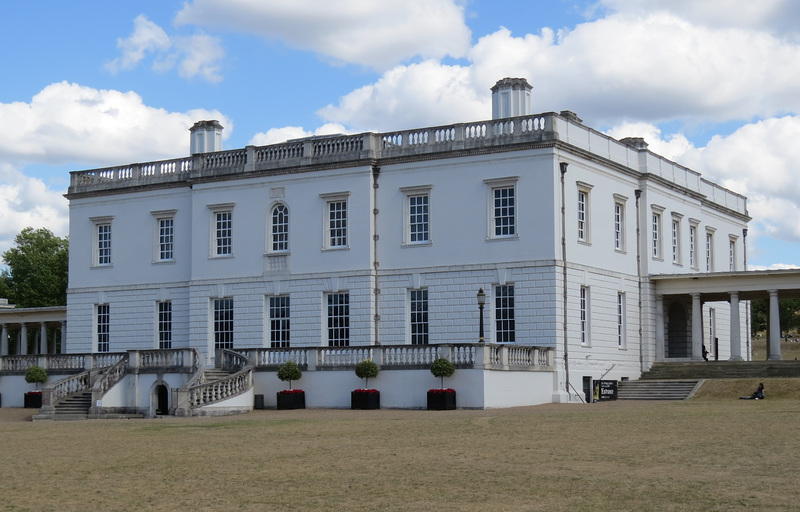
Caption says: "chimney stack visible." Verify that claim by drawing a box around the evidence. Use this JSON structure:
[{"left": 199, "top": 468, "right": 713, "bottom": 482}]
[
  {"left": 190, "top": 120, "right": 224, "bottom": 154},
  {"left": 491, "top": 78, "right": 532, "bottom": 119}
]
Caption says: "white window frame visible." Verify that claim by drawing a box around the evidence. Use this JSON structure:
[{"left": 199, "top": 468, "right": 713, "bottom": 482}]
[
  {"left": 213, "top": 298, "right": 234, "bottom": 350},
  {"left": 580, "top": 286, "right": 590, "bottom": 346},
  {"left": 208, "top": 203, "right": 235, "bottom": 258},
  {"left": 157, "top": 301, "right": 172, "bottom": 349},
  {"left": 705, "top": 228, "right": 716, "bottom": 272},
  {"left": 409, "top": 289, "right": 429, "bottom": 345},
  {"left": 320, "top": 192, "right": 350, "bottom": 250},
  {"left": 269, "top": 202, "right": 290, "bottom": 253},
  {"left": 576, "top": 182, "right": 594, "bottom": 244},
  {"left": 269, "top": 295, "right": 290, "bottom": 348},
  {"left": 613, "top": 194, "right": 627, "bottom": 252},
  {"left": 617, "top": 292, "right": 626, "bottom": 349},
  {"left": 90, "top": 216, "right": 114, "bottom": 267},
  {"left": 401, "top": 185, "right": 432, "bottom": 246},
  {"left": 689, "top": 220, "right": 700, "bottom": 269},
  {"left": 97, "top": 303, "right": 110, "bottom": 352},
  {"left": 151, "top": 210, "right": 176, "bottom": 263},
  {"left": 326, "top": 292, "right": 350, "bottom": 346},
  {"left": 495, "top": 284, "right": 515, "bottom": 343},
  {"left": 729, "top": 235, "right": 738, "bottom": 271},
  {"left": 484, "top": 177, "right": 519, "bottom": 240},
  {"left": 651, "top": 205, "right": 665, "bottom": 260},
  {"left": 671, "top": 213, "right": 683, "bottom": 266}
]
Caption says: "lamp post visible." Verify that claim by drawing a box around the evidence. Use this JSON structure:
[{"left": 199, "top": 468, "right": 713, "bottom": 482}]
[{"left": 477, "top": 288, "right": 486, "bottom": 342}]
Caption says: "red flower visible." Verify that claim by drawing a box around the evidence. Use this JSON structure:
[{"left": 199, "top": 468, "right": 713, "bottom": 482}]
[
  {"left": 427, "top": 388, "right": 455, "bottom": 394},
  {"left": 353, "top": 389, "right": 379, "bottom": 394},
  {"left": 278, "top": 389, "right": 304, "bottom": 394},
  {"left": 26, "top": 391, "right": 43, "bottom": 395}
]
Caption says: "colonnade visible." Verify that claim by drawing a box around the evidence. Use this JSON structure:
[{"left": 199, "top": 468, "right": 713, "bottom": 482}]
[{"left": 0, "top": 321, "right": 66, "bottom": 356}]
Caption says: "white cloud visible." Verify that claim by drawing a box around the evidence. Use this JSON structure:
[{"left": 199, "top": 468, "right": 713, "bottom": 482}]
[
  {"left": 248, "top": 123, "right": 348, "bottom": 146},
  {"left": 0, "top": 82, "right": 231, "bottom": 166},
  {"left": 0, "top": 163, "right": 69, "bottom": 256},
  {"left": 174, "top": 0, "right": 471, "bottom": 70},
  {"left": 107, "top": 15, "right": 225, "bottom": 82}
]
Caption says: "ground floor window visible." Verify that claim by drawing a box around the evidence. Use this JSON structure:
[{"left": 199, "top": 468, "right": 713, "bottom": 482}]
[
  {"left": 214, "top": 298, "right": 234, "bottom": 349},
  {"left": 327, "top": 293, "right": 349, "bottom": 347},
  {"left": 495, "top": 285, "right": 515, "bottom": 342},
  {"left": 270, "top": 296, "right": 290, "bottom": 348},
  {"left": 97, "top": 304, "right": 110, "bottom": 352},
  {"left": 158, "top": 301, "right": 172, "bottom": 349},
  {"left": 410, "top": 289, "right": 428, "bottom": 345}
]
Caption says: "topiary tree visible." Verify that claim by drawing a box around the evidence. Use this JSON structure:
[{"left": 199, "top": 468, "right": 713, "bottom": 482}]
[
  {"left": 355, "top": 359, "right": 379, "bottom": 389},
  {"left": 430, "top": 357, "right": 455, "bottom": 389},
  {"left": 25, "top": 365, "right": 48, "bottom": 389},
  {"left": 277, "top": 360, "right": 302, "bottom": 390}
]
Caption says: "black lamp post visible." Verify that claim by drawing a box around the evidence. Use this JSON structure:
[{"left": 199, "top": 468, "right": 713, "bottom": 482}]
[{"left": 477, "top": 288, "right": 486, "bottom": 342}]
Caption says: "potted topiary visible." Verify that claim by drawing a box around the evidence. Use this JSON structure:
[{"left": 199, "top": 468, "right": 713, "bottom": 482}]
[
  {"left": 427, "top": 357, "right": 456, "bottom": 410},
  {"left": 276, "top": 360, "right": 305, "bottom": 410},
  {"left": 352, "top": 359, "right": 380, "bottom": 410},
  {"left": 24, "top": 365, "right": 47, "bottom": 408}
]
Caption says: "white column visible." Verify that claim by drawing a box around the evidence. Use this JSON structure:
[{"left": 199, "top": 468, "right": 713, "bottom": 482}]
[
  {"left": 654, "top": 294, "right": 664, "bottom": 360},
  {"left": 19, "top": 323, "right": 27, "bottom": 355},
  {"left": 0, "top": 323, "right": 7, "bottom": 355},
  {"left": 768, "top": 289, "right": 782, "bottom": 360},
  {"left": 39, "top": 322, "right": 47, "bottom": 354},
  {"left": 729, "top": 292, "right": 743, "bottom": 361},
  {"left": 691, "top": 293, "right": 703, "bottom": 360}
]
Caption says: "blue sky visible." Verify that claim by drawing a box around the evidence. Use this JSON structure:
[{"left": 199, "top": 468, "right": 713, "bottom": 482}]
[{"left": 1, "top": 0, "right": 799, "bottom": 269}]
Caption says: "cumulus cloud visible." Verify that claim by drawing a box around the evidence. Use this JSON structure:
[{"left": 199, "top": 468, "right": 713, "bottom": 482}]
[
  {"left": 107, "top": 15, "right": 224, "bottom": 82},
  {"left": 174, "top": 0, "right": 471, "bottom": 70},
  {"left": 0, "top": 82, "right": 231, "bottom": 166},
  {"left": 248, "top": 123, "right": 347, "bottom": 146},
  {"left": 0, "top": 163, "right": 69, "bottom": 256}
]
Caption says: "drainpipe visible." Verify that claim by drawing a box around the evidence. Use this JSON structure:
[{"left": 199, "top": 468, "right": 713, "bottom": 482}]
[
  {"left": 372, "top": 165, "right": 381, "bottom": 346},
  {"left": 560, "top": 162, "right": 570, "bottom": 397},
  {"left": 635, "top": 189, "right": 644, "bottom": 374}
]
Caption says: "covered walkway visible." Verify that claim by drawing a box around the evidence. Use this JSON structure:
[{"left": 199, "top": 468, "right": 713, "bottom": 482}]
[
  {"left": 652, "top": 269, "right": 800, "bottom": 362},
  {"left": 0, "top": 301, "right": 66, "bottom": 355}
]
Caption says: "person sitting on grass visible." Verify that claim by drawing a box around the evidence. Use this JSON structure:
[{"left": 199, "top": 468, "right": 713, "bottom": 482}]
[{"left": 740, "top": 383, "right": 765, "bottom": 400}]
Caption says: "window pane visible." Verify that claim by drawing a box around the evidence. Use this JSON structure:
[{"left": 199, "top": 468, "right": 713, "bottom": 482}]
[
  {"left": 98, "top": 224, "right": 111, "bottom": 265},
  {"left": 214, "top": 298, "right": 234, "bottom": 349},
  {"left": 495, "top": 285, "right": 515, "bottom": 343},
  {"left": 493, "top": 187, "right": 515, "bottom": 237},
  {"left": 272, "top": 205, "right": 289, "bottom": 252},
  {"left": 329, "top": 201, "right": 347, "bottom": 247},
  {"left": 97, "top": 304, "right": 110, "bottom": 352},
  {"left": 216, "top": 212, "right": 232, "bottom": 255},
  {"left": 410, "top": 289, "right": 429, "bottom": 345},
  {"left": 327, "top": 293, "right": 349, "bottom": 346},
  {"left": 159, "top": 218, "right": 174, "bottom": 261},
  {"left": 269, "top": 296, "right": 290, "bottom": 348},
  {"left": 409, "top": 195, "right": 429, "bottom": 243},
  {"left": 158, "top": 301, "right": 172, "bottom": 349}
]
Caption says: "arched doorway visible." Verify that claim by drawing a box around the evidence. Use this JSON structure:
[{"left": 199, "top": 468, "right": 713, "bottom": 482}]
[
  {"left": 155, "top": 385, "right": 170, "bottom": 415},
  {"left": 667, "top": 301, "right": 690, "bottom": 358}
]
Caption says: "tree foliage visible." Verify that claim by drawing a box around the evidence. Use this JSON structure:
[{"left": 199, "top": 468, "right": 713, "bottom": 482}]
[
  {"left": 25, "top": 365, "right": 48, "bottom": 386},
  {"left": 1, "top": 227, "right": 68, "bottom": 307},
  {"left": 277, "top": 361, "right": 302, "bottom": 389},
  {"left": 750, "top": 298, "right": 800, "bottom": 335},
  {"left": 355, "top": 359, "right": 379, "bottom": 388},
  {"left": 430, "top": 357, "right": 455, "bottom": 389}
]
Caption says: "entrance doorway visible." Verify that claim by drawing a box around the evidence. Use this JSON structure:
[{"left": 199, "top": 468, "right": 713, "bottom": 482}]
[
  {"left": 667, "top": 301, "right": 690, "bottom": 358},
  {"left": 155, "top": 385, "right": 169, "bottom": 415}
]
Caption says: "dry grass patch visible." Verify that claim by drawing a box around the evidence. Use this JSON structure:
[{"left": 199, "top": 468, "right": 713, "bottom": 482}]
[{"left": 2, "top": 396, "right": 800, "bottom": 511}]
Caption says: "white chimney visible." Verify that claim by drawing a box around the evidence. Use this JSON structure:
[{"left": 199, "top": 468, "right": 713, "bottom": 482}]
[
  {"left": 190, "top": 120, "right": 224, "bottom": 154},
  {"left": 491, "top": 78, "right": 532, "bottom": 119}
]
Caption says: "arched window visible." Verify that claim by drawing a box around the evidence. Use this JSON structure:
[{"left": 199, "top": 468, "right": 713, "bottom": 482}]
[{"left": 271, "top": 204, "right": 289, "bottom": 252}]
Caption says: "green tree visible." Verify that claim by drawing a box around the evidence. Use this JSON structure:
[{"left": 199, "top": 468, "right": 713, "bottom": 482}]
[
  {"left": 750, "top": 298, "right": 800, "bottom": 336},
  {"left": 1, "top": 227, "right": 68, "bottom": 307}
]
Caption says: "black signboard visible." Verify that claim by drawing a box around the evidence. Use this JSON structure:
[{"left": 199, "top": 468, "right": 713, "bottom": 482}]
[{"left": 593, "top": 380, "right": 617, "bottom": 401}]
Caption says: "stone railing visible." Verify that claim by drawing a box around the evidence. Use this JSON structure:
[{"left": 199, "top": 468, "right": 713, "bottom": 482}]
[
  {"left": 39, "top": 370, "right": 96, "bottom": 414},
  {"left": 0, "top": 353, "right": 125, "bottom": 373},
  {"left": 173, "top": 349, "right": 253, "bottom": 416},
  {"left": 134, "top": 348, "right": 200, "bottom": 372},
  {"left": 90, "top": 353, "right": 130, "bottom": 411},
  {"left": 239, "top": 343, "right": 554, "bottom": 372}
]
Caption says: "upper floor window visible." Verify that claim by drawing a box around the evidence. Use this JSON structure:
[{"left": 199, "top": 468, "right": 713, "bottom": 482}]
[
  {"left": 208, "top": 203, "right": 235, "bottom": 257},
  {"left": 671, "top": 213, "right": 683, "bottom": 265},
  {"left": 495, "top": 285, "right": 515, "bottom": 343},
  {"left": 321, "top": 192, "right": 349, "bottom": 249},
  {"left": 651, "top": 206, "right": 665, "bottom": 260},
  {"left": 91, "top": 216, "right": 113, "bottom": 267},
  {"left": 613, "top": 195, "right": 627, "bottom": 252},
  {"left": 580, "top": 286, "right": 590, "bottom": 346},
  {"left": 270, "top": 204, "right": 289, "bottom": 253},
  {"left": 706, "top": 228, "right": 715, "bottom": 272},
  {"left": 151, "top": 210, "right": 176, "bottom": 262},
  {"left": 401, "top": 185, "right": 432, "bottom": 246},
  {"left": 729, "top": 236, "right": 738, "bottom": 271},
  {"left": 689, "top": 221, "right": 700, "bottom": 269},
  {"left": 617, "top": 292, "right": 626, "bottom": 348},
  {"left": 485, "top": 177, "right": 519, "bottom": 240},
  {"left": 576, "top": 182, "right": 593, "bottom": 243}
]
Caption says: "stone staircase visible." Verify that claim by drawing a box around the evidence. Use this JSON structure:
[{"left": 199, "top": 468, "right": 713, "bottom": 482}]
[
  {"left": 53, "top": 391, "right": 93, "bottom": 420},
  {"left": 641, "top": 361, "right": 800, "bottom": 380},
  {"left": 617, "top": 380, "right": 700, "bottom": 401},
  {"left": 202, "top": 367, "right": 232, "bottom": 382}
]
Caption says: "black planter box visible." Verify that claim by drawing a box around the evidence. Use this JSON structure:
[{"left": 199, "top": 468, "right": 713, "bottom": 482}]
[
  {"left": 24, "top": 392, "right": 43, "bottom": 409},
  {"left": 276, "top": 391, "right": 305, "bottom": 410},
  {"left": 427, "top": 390, "right": 456, "bottom": 410},
  {"left": 351, "top": 391, "right": 380, "bottom": 410}
]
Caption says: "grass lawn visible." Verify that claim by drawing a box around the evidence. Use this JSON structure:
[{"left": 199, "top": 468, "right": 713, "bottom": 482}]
[{"left": 2, "top": 380, "right": 799, "bottom": 512}]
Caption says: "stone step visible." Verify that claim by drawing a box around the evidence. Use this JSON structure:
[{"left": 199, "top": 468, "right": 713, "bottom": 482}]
[{"left": 617, "top": 380, "right": 699, "bottom": 401}]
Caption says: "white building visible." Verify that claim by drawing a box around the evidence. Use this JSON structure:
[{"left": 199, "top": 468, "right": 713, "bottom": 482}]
[{"left": 41, "top": 77, "right": 756, "bottom": 414}]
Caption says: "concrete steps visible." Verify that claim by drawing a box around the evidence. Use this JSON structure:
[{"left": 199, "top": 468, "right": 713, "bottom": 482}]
[
  {"left": 642, "top": 361, "right": 800, "bottom": 380},
  {"left": 54, "top": 391, "right": 92, "bottom": 419},
  {"left": 617, "top": 380, "right": 699, "bottom": 401}
]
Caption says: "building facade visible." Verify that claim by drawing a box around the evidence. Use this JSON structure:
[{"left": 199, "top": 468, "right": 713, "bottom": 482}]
[{"left": 62, "top": 78, "right": 750, "bottom": 406}]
